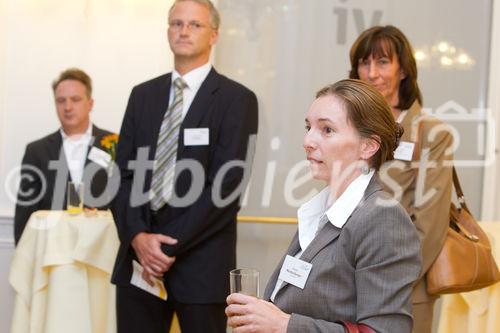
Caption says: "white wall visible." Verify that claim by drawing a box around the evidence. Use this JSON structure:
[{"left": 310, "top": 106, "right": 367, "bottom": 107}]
[
  {"left": 0, "top": 1, "right": 175, "bottom": 332},
  {"left": 216, "top": 0, "right": 493, "bottom": 219},
  {"left": 236, "top": 223, "right": 296, "bottom": 296},
  {"left": 482, "top": 0, "right": 500, "bottom": 220},
  {"left": 0, "top": 217, "right": 15, "bottom": 333},
  {"left": 0, "top": 0, "right": 7, "bottom": 213},
  {"left": 0, "top": 0, "right": 175, "bottom": 217}
]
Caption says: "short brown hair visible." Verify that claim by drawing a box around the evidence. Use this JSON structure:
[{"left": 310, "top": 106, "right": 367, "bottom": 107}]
[
  {"left": 349, "top": 25, "right": 422, "bottom": 110},
  {"left": 169, "top": 0, "right": 220, "bottom": 29},
  {"left": 52, "top": 68, "right": 92, "bottom": 97},
  {"left": 316, "top": 79, "right": 402, "bottom": 170}
]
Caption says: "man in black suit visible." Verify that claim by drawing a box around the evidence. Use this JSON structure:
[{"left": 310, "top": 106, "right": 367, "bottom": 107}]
[
  {"left": 111, "top": 0, "right": 258, "bottom": 332},
  {"left": 14, "top": 68, "right": 115, "bottom": 244}
]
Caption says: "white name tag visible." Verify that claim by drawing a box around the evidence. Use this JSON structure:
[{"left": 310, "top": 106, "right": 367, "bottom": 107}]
[
  {"left": 394, "top": 141, "right": 415, "bottom": 161},
  {"left": 184, "top": 128, "right": 209, "bottom": 146},
  {"left": 88, "top": 146, "right": 111, "bottom": 168},
  {"left": 277, "top": 255, "right": 312, "bottom": 289}
]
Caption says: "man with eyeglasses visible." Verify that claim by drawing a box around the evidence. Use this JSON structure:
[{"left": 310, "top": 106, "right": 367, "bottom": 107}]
[{"left": 111, "top": 1, "right": 258, "bottom": 332}]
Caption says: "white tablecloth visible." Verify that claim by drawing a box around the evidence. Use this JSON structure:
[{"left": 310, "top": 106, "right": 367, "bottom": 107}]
[{"left": 9, "top": 210, "right": 119, "bottom": 333}]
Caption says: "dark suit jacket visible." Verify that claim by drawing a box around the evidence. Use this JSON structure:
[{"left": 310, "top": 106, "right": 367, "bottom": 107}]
[
  {"left": 111, "top": 68, "right": 258, "bottom": 304},
  {"left": 14, "top": 125, "right": 115, "bottom": 244},
  {"left": 263, "top": 177, "right": 422, "bottom": 333}
]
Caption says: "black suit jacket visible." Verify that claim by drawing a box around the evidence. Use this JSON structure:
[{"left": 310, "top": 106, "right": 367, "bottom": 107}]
[
  {"left": 14, "top": 125, "right": 115, "bottom": 244},
  {"left": 111, "top": 68, "right": 258, "bottom": 303}
]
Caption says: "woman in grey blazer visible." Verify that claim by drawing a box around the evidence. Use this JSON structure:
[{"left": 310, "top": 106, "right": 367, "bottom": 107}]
[
  {"left": 226, "top": 79, "right": 422, "bottom": 333},
  {"left": 349, "top": 26, "right": 453, "bottom": 333}
]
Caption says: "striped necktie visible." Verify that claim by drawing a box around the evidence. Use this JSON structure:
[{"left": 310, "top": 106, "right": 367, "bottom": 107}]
[{"left": 150, "top": 77, "right": 187, "bottom": 210}]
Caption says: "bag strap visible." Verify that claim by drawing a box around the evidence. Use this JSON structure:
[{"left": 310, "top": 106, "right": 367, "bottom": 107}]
[
  {"left": 413, "top": 115, "right": 470, "bottom": 215},
  {"left": 452, "top": 167, "right": 471, "bottom": 214},
  {"left": 340, "top": 321, "right": 359, "bottom": 333},
  {"left": 358, "top": 324, "right": 376, "bottom": 333},
  {"left": 337, "top": 321, "right": 376, "bottom": 333}
]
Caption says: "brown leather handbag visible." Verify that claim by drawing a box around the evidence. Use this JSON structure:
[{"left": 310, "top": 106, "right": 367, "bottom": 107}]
[
  {"left": 337, "top": 321, "right": 375, "bottom": 333},
  {"left": 426, "top": 167, "right": 500, "bottom": 295}
]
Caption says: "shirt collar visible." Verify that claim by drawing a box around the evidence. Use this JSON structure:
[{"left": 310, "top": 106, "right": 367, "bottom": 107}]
[
  {"left": 396, "top": 110, "right": 408, "bottom": 123},
  {"left": 60, "top": 123, "right": 92, "bottom": 141},
  {"left": 172, "top": 62, "right": 212, "bottom": 91},
  {"left": 326, "top": 169, "right": 375, "bottom": 228},
  {"left": 297, "top": 169, "right": 375, "bottom": 252}
]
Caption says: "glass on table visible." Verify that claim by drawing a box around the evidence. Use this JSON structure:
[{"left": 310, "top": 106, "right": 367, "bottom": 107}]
[{"left": 67, "top": 182, "right": 83, "bottom": 215}]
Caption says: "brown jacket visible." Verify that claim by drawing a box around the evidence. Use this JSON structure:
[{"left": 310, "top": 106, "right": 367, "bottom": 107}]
[{"left": 379, "top": 101, "right": 453, "bottom": 303}]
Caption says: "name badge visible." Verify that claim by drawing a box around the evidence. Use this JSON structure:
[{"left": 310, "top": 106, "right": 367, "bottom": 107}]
[
  {"left": 88, "top": 146, "right": 111, "bottom": 168},
  {"left": 394, "top": 141, "right": 415, "bottom": 161},
  {"left": 277, "top": 255, "right": 312, "bottom": 289},
  {"left": 184, "top": 128, "right": 209, "bottom": 146}
]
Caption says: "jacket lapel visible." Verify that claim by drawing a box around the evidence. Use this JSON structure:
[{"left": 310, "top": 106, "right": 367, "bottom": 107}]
[
  {"left": 48, "top": 131, "right": 71, "bottom": 182},
  {"left": 47, "top": 130, "right": 64, "bottom": 161},
  {"left": 263, "top": 232, "right": 301, "bottom": 300},
  {"left": 365, "top": 175, "right": 383, "bottom": 199},
  {"left": 150, "top": 74, "right": 173, "bottom": 153},
  {"left": 84, "top": 125, "right": 111, "bottom": 172},
  {"left": 148, "top": 69, "right": 219, "bottom": 158},
  {"left": 400, "top": 101, "right": 422, "bottom": 143},
  {"left": 47, "top": 131, "right": 71, "bottom": 209},
  {"left": 177, "top": 68, "right": 219, "bottom": 155},
  {"left": 301, "top": 175, "right": 384, "bottom": 262},
  {"left": 299, "top": 223, "right": 342, "bottom": 263},
  {"left": 84, "top": 124, "right": 99, "bottom": 168},
  {"left": 267, "top": 225, "right": 342, "bottom": 302},
  {"left": 267, "top": 176, "right": 383, "bottom": 301}
]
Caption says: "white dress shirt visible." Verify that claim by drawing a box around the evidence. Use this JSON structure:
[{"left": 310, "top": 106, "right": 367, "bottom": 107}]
[
  {"left": 60, "top": 124, "right": 92, "bottom": 185},
  {"left": 171, "top": 62, "right": 212, "bottom": 119},
  {"left": 270, "top": 169, "right": 375, "bottom": 301}
]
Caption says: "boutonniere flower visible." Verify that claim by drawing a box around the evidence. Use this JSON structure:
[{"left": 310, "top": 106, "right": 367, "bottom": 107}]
[{"left": 100, "top": 134, "right": 119, "bottom": 161}]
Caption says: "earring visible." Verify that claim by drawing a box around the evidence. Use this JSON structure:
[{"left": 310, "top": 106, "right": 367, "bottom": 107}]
[{"left": 360, "top": 161, "right": 370, "bottom": 175}]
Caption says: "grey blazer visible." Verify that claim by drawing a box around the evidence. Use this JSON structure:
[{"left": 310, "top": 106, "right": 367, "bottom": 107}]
[{"left": 264, "top": 176, "right": 422, "bottom": 333}]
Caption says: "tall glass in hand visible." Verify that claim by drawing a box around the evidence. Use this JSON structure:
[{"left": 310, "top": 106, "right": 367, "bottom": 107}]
[{"left": 229, "top": 268, "right": 259, "bottom": 297}]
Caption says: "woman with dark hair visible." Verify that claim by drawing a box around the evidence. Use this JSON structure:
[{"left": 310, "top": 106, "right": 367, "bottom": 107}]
[
  {"left": 349, "top": 25, "right": 454, "bottom": 333},
  {"left": 226, "top": 79, "right": 421, "bottom": 333}
]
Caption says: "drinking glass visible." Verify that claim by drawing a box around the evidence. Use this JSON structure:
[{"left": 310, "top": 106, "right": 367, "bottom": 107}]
[
  {"left": 229, "top": 268, "right": 259, "bottom": 297},
  {"left": 67, "top": 182, "right": 83, "bottom": 215}
]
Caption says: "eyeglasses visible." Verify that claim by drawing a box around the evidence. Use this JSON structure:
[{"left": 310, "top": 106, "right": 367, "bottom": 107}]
[{"left": 168, "top": 20, "right": 212, "bottom": 32}]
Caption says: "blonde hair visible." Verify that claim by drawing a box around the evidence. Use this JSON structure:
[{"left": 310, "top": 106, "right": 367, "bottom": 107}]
[
  {"left": 52, "top": 68, "right": 92, "bottom": 98},
  {"left": 169, "top": 0, "right": 220, "bottom": 29}
]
